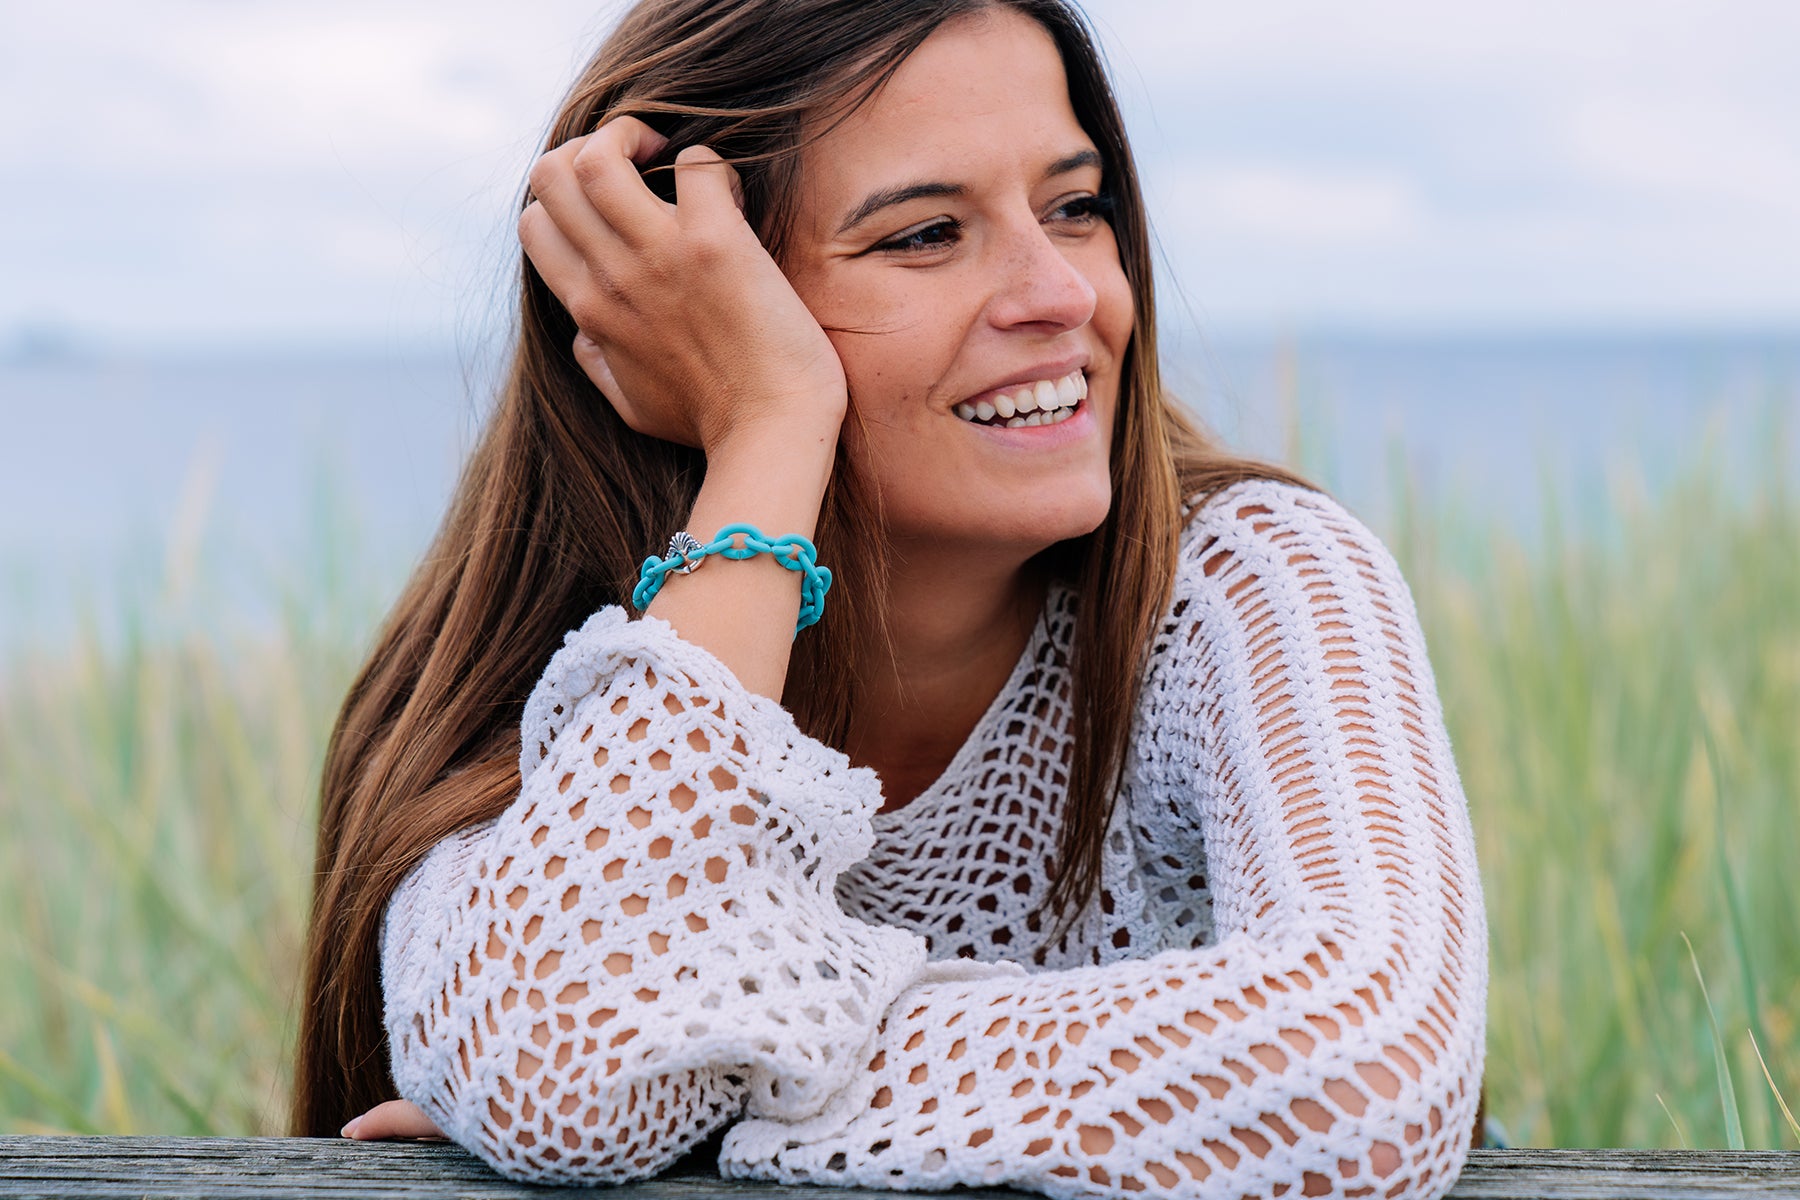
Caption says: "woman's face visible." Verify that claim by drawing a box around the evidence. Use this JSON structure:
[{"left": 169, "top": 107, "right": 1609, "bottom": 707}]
[{"left": 782, "top": 8, "right": 1133, "bottom": 559}]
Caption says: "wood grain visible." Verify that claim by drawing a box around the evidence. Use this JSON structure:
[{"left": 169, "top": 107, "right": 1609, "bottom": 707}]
[{"left": 1, "top": 1139, "right": 1797, "bottom": 1199}]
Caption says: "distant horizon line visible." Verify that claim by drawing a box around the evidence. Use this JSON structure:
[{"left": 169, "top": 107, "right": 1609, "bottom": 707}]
[{"left": 7, "top": 320, "right": 1800, "bottom": 366}]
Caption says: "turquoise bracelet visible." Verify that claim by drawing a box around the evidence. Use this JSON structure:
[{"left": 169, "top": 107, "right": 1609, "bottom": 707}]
[{"left": 632, "top": 523, "right": 833, "bottom": 634}]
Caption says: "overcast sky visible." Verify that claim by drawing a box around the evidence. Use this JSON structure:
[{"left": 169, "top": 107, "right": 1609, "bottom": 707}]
[{"left": 4, "top": 0, "right": 1798, "bottom": 350}]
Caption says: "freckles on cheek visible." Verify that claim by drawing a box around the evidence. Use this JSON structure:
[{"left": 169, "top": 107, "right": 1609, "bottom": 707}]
[
  {"left": 850, "top": 382, "right": 933, "bottom": 439},
  {"left": 1082, "top": 238, "right": 1136, "bottom": 351},
  {"left": 812, "top": 267, "right": 913, "bottom": 334},
  {"left": 1098, "top": 285, "right": 1135, "bottom": 351},
  {"left": 842, "top": 343, "right": 948, "bottom": 428}
]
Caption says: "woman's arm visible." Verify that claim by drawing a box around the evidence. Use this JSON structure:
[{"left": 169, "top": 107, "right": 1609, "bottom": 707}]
[
  {"left": 368, "top": 115, "right": 890, "bottom": 1182},
  {"left": 520, "top": 115, "right": 849, "bottom": 699},
  {"left": 723, "top": 481, "right": 1488, "bottom": 1199},
  {"left": 379, "top": 603, "right": 948, "bottom": 1183}
]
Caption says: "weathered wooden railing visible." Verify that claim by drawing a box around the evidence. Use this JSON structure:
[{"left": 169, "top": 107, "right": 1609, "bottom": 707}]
[{"left": 1, "top": 1139, "right": 1798, "bottom": 1198}]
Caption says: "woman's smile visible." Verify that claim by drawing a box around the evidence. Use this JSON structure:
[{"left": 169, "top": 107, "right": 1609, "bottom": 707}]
[
  {"left": 783, "top": 7, "right": 1131, "bottom": 554},
  {"left": 952, "top": 365, "right": 1087, "bottom": 426}
]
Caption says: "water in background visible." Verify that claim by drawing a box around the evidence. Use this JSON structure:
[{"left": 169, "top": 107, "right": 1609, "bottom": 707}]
[
  {"left": 1177, "top": 332, "right": 1797, "bottom": 538},
  {"left": 3, "top": 332, "right": 1795, "bottom": 647}
]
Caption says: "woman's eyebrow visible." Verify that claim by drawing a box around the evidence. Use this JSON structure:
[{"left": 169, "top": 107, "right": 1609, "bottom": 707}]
[
  {"left": 835, "top": 148, "right": 1104, "bottom": 237},
  {"left": 1044, "top": 148, "right": 1102, "bottom": 179},
  {"left": 836, "top": 181, "right": 965, "bottom": 236}
]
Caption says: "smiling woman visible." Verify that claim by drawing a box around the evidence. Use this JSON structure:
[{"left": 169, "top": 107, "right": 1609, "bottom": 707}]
[{"left": 293, "top": 2, "right": 1488, "bottom": 1196}]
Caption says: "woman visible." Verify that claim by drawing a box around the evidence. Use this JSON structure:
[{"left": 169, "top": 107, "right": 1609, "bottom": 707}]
[{"left": 295, "top": 0, "right": 1488, "bottom": 1195}]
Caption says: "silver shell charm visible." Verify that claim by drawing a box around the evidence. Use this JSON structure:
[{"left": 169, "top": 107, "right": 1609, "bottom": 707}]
[{"left": 667, "top": 531, "right": 706, "bottom": 574}]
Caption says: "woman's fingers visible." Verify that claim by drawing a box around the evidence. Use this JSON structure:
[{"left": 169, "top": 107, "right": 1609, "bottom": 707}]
[
  {"left": 516, "top": 117, "right": 845, "bottom": 454},
  {"left": 672, "top": 144, "right": 747, "bottom": 223},
  {"left": 573, "top": 333, "right": 628, "bottom": 408},
  {"left": 518, "top": 199, "right": 594, "bottom": 308},
  {"left": 570, "top": 117, "right": 677, "bottom": 247},
  {"left": 515, "top": 226, "right": 657, "bottom": 433},
  {"left": 527, "top": 117, "right": 675, "bottom": 259},
  {"left": 601, "top": 113, "right": 671, "bottom": 168},
  {"left": 527, "top": 139, "right": 635, "bottom": 259},
  {"left": 524, "top": 118, "right": 693, "bottom": 334},
  {"left": 341, "top": 1099, "right": 445, "bottom": 1141}
]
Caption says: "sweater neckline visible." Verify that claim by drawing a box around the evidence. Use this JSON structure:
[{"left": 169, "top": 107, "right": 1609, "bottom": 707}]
[{"left": 867, "top": 581, "right": 1063, "bottom": 833}]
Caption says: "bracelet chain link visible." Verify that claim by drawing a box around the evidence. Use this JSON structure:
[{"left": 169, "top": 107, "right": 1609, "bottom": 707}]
[{"left": 632, "top": 523, "right": 832, "bottom": 635}]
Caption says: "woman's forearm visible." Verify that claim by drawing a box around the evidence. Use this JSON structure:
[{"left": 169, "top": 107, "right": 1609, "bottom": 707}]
[
  {"left": 383, "top": 602, "right": 929, "bottom": 1184},
  {"left": 718, "top": 483, "right": 1489, "bottom": 1198},
  {"left": 644, "top": 419, "right": 839, "bottom": 703}
]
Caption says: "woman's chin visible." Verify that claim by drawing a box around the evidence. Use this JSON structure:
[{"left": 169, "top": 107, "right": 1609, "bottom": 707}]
[
  {"left": 920, "top": 487, "right": 1112, "bottom": 557},
  {"left": 1032, "top": 489, "right": 1112, "bottom": 545}
]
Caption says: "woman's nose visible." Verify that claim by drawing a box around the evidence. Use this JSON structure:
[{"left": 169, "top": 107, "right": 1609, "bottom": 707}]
[{"left": 985, "top": 222, "right": 1099, "bottom": 333}]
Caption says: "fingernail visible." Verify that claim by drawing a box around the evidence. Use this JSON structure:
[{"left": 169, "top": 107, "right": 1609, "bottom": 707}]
[{"left": 341, "top": 1118, "right": 360, "bottom": 1138}]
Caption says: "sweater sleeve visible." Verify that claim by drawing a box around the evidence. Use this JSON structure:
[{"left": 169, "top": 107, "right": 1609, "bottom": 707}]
[
  {"left": 378, "top": 607, "right": 961, "bottom": 1184},
  {"left": 720, "top": 481, "right": 1489, "bottom": 1199}
]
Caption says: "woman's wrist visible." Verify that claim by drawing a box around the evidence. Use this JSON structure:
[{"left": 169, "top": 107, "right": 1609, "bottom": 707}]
[
  {"left": 704, "top": 397, "right": 844, "bottom": 480},
  {"left": 698, "top": 413, "right": 839, "bottom": 526},
  {"left": 645, "top": 412, "right": 840, "bottom": 700}
]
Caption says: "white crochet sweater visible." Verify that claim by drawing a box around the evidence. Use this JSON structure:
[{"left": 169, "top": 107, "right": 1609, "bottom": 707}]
[{"left": 380, "top": 479, "right": 1488, "bottom": 1198}]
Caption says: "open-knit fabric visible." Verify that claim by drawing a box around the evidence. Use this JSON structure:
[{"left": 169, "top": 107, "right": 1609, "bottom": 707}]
[{"left": 381, "top": 478, "right": 1488, "bottom": 1198}]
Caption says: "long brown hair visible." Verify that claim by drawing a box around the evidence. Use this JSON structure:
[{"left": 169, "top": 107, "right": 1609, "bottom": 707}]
[{"left": 293, "top": 0, "right": 1309, "bottom": 1136}]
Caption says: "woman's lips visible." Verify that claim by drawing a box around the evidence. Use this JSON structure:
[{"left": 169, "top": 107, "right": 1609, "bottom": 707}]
[
  {"left": 954, "top": 368, "right": 1087, "bottom": 428},
  {"left": 963, "top": 394, "right": 1096, "bottom": 449}
]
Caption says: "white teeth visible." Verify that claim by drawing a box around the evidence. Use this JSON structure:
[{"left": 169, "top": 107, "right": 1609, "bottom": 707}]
[{"left": 953, "top": 370, "right": 1087, "bottom": 425}]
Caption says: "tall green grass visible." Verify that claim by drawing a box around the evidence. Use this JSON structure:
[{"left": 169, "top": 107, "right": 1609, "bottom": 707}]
[
  {"left": 0, "top": 529, "right": 384, "bottom": 1135},
  {"left": 1383, "top": 418, "right": 1799, "bottom": 1149},
  {"left": 1, "top": 409, "right": 1795, "bottom": 1145}
]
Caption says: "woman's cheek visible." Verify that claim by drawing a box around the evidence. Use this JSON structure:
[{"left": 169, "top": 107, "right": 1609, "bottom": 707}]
[{"left": 1089, "top": 248, "right": 1136, "bottom": 348}]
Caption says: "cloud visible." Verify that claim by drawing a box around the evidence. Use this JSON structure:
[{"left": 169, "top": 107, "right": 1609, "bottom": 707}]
[
  {"left": 1081, "top": 0, "right": 1800, "bottom": 329},
  {"left": 1564, "top": 91, "right": 1800, "bottom": 212},
  {"left": 1, "top": 3, "right": 593, "bottom": 171},
  {"left": 0, "top": 0, "right": 628, "bottom": 343},
  {"left": 3, "top": 0, "right": 1798, "bottom": 343},
  {"left": 1086, "top": 0, "right": 1800, "bottom": 89},
  {"left": 1158, "top": 165, "right": 1424, "bottom": 244}
]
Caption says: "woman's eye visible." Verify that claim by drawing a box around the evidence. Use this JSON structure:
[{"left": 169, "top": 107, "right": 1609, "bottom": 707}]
[
  {"left": 873, "top": 218, "right": 962, "bottom": 254},
  {"left": 1049, "top": 193, "right": 1114, "bottom": 227}
]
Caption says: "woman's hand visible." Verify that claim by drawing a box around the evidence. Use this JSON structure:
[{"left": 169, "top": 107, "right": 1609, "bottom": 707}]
[
  {"left": 340, "top": 1098, "right": 444, "bottom": 1142},
  {"left": 519, "top": 116, "right": 848, "bottom": 456}
]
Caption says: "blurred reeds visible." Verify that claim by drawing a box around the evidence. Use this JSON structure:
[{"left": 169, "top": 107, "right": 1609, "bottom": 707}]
[
  {"left": 1388, "top": 412, "right": 1800, "bottom": 1150},
  {"left": 0, "top": 508, "right": 382, "bottom": 1136},
  {"left": 0, "top": 398, "right": 1795, "bottom": 1146}
]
